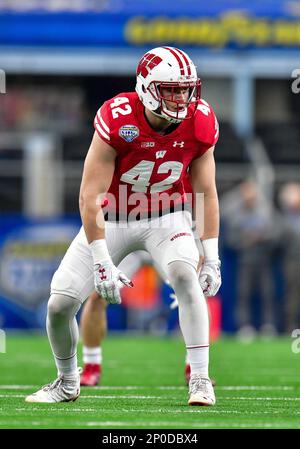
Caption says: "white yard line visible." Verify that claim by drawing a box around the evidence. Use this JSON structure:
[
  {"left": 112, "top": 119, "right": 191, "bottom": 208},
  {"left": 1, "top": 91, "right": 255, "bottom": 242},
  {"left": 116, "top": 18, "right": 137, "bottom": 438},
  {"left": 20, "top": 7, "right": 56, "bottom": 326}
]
[
  {"left": 219, "top": 386, "right": 293, "bottom": 391},
  {"left": 81, "top": 395, "right": 300, "bottom": 401},
  {"left": 0, "top": 385, "right": 294, "bottom": 391},
  {"left": 15, "top": 408, "right": 98, "bottom": 412},
  {"left": 85, "top": 421, "right": 300, "bottom": 428},
  {"left": 0, "top": 394, "right": 26, "bottom": 398},
  {"left": 81, "top": 395, "right": 162, "bottom": 399},
  {"left": 0, "top": 420, "right": 298, "bottom": 428},
  {"left": 14, "top": 407, "right": 299, "bottom": 415},
  {"left": 0, "top": 385, "right": 37, "bottom": 389},
  {"left": 0, "top": 394, "right": 161, "bottom": 399},
  {"left": 222, "top": 396, "right": 300, "bottom": 401},
  {"left": 3, "top": 393, "right": 298, "bottom": 402}
]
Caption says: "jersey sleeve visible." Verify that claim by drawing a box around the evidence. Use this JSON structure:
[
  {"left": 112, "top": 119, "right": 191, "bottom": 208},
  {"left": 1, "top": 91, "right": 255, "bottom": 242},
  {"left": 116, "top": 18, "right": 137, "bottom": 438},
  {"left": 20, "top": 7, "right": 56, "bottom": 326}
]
[
  {"left": 194, "top": 100, "right": 219, "bottom": 156},
  {"left": 93, "top": 100, "right": 113, "bottom": 146}
]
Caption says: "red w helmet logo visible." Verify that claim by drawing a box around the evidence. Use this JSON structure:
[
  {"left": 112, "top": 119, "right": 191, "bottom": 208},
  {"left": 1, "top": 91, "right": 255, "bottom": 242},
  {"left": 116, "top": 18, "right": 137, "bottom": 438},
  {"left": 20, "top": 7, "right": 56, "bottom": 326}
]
[{"left": 137, "top": 53, "right": 162, "bottom": 78}]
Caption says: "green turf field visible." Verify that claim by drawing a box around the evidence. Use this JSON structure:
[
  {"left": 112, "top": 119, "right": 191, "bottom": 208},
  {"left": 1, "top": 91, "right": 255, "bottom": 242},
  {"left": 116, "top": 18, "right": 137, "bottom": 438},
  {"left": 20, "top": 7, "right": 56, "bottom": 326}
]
[{"left": 0, "top": 334, "right": 299, "bottom": 429}]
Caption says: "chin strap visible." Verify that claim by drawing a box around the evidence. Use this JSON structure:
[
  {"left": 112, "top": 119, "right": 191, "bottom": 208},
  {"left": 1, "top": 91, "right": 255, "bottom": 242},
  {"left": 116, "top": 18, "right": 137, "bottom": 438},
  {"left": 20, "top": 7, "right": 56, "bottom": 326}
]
[{"left": 152, "top": 107, "right": 183, "bottom": 124}]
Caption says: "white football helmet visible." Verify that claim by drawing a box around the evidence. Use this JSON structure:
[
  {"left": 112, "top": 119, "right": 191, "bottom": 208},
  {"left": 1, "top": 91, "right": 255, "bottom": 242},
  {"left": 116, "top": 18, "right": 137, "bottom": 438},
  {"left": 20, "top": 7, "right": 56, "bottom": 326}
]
[{"left": 136, "top": 46, "right": 201, "bottom": 124}]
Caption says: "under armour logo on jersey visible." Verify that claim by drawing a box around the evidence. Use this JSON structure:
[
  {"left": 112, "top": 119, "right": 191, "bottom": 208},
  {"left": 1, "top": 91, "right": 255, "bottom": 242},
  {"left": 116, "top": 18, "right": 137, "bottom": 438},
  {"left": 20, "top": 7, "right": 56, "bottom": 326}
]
[
  {"left": 156, "top": 150, "right": 167, "bottom": 159},
  {"left": 173, "top": 141, "right": 185, "bottom": 148}
]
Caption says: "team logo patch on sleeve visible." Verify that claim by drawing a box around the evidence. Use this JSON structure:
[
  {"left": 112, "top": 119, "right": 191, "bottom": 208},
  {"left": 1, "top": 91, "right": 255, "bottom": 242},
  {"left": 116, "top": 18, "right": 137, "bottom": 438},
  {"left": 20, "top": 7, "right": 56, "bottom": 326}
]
[{"left": 119, "top": 125, "right": 139, "bottom": 142}]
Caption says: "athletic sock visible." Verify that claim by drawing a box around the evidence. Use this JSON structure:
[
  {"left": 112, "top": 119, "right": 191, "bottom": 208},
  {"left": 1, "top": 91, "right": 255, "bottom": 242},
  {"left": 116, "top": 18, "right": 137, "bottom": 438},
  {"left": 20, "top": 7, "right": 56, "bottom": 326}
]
[
  {"left": 55, "top": 353, "right": 78, "bottom": 378},
  {"left": 83, "top": 346, "right": 102, "bottom": 365},
  {"left": 186, "top": 345, "right": 209, "bottom": 377}
]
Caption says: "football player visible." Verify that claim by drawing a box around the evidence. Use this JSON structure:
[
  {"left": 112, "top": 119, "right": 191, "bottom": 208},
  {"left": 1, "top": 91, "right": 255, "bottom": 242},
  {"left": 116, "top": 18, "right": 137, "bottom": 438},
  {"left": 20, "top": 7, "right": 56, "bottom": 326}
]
[
  {"left": 80, "top": 177, "right": 217, "bottom": 388},
  {"left": 79, "top": 232, "right": 207, "bottom": 387},
  {"left": 26, "top": 46, "right": 221, "bottom": 406},
  {"left": 80, "top": 251, "right": 154, "bottom": 387}
]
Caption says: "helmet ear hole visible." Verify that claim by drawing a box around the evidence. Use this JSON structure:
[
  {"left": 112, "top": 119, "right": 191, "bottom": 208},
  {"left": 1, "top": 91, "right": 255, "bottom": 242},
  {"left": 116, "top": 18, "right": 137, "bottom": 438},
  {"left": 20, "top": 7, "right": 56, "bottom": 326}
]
[{"left": 142, "top": 85, "right": 147, "bottom": 93}]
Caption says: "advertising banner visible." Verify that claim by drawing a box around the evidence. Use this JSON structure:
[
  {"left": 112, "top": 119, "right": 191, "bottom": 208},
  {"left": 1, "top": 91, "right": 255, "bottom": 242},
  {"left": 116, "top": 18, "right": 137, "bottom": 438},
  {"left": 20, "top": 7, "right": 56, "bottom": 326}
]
[
  {"left": 0, "top": 216, "right": 80, "bottom": 328},
  {"left": 1, "top": 1, "right": 300, "bottom": 49}
]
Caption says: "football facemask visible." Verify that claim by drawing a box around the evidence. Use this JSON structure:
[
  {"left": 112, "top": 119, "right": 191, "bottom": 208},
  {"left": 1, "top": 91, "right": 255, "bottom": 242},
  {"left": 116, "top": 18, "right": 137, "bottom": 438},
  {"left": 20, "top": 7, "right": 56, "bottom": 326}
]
[{"left": 136, "top": 46, "right": 201, "bottom": 124}]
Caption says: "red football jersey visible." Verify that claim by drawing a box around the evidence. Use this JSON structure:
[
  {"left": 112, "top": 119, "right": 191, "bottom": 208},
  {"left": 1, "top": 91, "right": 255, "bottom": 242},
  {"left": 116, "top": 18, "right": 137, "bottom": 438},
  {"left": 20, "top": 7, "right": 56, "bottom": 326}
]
[{"left": 94, "top": 92, "right": 218, "bottom": 218}]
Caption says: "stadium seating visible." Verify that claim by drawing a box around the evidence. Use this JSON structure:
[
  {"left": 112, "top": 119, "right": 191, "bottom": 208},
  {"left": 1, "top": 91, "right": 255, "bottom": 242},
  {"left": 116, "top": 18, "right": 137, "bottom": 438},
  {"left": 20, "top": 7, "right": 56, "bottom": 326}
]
[{"left": 256, "top": 121, "right": 300, "bottom": 164}]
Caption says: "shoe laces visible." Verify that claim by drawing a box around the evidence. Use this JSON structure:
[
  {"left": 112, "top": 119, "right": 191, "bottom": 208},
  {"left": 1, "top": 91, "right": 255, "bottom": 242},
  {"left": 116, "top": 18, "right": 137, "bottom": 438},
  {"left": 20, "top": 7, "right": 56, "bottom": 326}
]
[
  {"left": 41, "top": 368, "right": 81, "bottom": 392},
  {"left": 41, "top": 375, "right": 64, "bottom": 393},
  {"left": 189, "top": 375, "right": 212, "bottom": 395},
  {"left": 49, "top": 375, "right": 64, "bottom": 390}
]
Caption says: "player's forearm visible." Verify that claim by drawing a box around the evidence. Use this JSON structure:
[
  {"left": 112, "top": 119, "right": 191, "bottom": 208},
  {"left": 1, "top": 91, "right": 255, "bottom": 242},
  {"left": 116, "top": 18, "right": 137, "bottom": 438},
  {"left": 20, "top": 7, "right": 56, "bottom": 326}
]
[
  {"left": 79, "top": 194, "right": 105, "bottom": 243},
  {"left": 197, "top": 187, "right": 220, "bottom": 262},
  {"left": 201, "top": 187, "right": 220, "bottom": 240}
]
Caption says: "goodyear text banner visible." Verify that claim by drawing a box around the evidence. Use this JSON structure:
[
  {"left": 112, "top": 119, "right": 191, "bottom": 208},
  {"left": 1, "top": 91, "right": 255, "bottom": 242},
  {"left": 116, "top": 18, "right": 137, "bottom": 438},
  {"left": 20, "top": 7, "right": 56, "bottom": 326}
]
[{"left": 1, "top": 1, "right": 300, "bottom": 49}]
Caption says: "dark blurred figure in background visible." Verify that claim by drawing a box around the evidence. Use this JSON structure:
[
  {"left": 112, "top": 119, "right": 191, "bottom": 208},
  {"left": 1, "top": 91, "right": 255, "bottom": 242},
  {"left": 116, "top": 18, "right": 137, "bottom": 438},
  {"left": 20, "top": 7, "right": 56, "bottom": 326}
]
[
  {"left": 221, "top": 180, "right": 277, "bottom": 340},
  {"left": 278, "top": 183, "right": 300, "bottom": 334}
]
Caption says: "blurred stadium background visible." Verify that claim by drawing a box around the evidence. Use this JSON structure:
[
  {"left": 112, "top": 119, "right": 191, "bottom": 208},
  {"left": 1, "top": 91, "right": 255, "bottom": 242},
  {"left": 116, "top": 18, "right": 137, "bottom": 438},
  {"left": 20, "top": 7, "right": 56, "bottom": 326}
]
[{"left": 1, "top": 0, "right": 300, "bottom": 340}]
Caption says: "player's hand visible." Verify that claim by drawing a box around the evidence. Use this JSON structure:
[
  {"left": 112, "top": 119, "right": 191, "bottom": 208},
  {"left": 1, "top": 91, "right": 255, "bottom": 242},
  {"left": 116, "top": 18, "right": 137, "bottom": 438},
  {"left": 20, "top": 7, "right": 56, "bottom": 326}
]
[
  {"left": 93, "top": 260, "right": 133, "bottom": 304},
  {"left": 199, "top": 259, "right": 221, "bottom": 297}
]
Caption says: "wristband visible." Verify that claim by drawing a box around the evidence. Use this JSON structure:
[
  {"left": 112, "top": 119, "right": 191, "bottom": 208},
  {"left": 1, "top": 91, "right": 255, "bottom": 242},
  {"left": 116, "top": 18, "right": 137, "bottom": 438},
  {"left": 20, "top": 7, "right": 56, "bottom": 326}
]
[
  {"left": 202, "top": 238, "right": 219, "bottom": 261},
  {"left": 89, "top": 239, "right": 111, "bottom": 264}
]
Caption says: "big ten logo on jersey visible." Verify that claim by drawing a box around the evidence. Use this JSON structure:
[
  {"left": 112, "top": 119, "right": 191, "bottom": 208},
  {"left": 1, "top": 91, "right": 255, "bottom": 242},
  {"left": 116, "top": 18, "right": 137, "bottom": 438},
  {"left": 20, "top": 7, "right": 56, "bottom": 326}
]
[{"left": 141, "top": 142, "right": 155, "bottom": 148}]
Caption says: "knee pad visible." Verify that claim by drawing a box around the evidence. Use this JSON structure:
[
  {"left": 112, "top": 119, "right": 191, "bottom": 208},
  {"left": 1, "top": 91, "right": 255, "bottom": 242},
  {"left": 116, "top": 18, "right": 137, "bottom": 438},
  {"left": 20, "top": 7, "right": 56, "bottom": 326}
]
[
  {"left": 47, "top": 294, "right": 81, "bottom": 319},
  {"left": 167, "top": 261, "right": 197, "bottom": 289},
  {"left": 167, "top": 261, "right": 204, "bottom": 307}
]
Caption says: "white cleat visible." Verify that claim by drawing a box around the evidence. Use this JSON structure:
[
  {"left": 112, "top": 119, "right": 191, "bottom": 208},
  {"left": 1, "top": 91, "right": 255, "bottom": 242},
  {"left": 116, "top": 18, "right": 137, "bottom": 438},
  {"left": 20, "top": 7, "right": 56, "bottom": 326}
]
[
  {"left": 188, "top": 374, "right": 216, "bottom": 406},
  {"left": 25, "top": 372, "right": 80, "bottom": 404}
]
